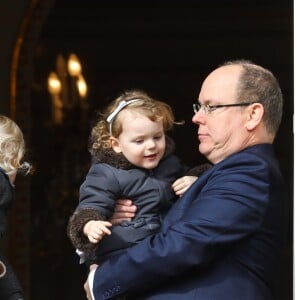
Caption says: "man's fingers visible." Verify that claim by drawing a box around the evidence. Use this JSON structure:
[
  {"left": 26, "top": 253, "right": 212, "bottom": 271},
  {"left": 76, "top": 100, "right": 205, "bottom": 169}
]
[
  {"left": 115, "top": 199, "right": 137, "bottom": 212},
  {"left": 113, "top": 212, "right": 135, "bottom": 219},
  {"left": 115, "top": 205, "right": 137, "bottom": 213},
  {"left": 110, "top": 199, "right": 137, "bottom": 224},
  {"left": 110, "top": 217, "right": 132, "bottom": 225},
  {"left": 84, "top": 280, "right": 92, "bottom": 300},
  {"left": 116, "top": 199, "right": 133, "bottom": 206}
]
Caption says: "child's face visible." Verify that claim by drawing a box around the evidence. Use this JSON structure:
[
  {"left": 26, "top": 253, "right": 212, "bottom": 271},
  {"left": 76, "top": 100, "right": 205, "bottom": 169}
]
[{"left": 111, "top": 110, "right": 166, "bottom": 169}]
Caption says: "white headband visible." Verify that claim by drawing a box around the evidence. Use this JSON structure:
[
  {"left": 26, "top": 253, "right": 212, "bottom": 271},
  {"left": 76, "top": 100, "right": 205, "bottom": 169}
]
[{"left": 106, "top": 99, "right": 142, "bottom": 136}]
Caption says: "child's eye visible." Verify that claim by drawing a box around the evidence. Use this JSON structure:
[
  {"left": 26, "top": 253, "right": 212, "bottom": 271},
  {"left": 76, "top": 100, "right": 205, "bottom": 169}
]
[
  {"left": 154, "top": 135, "right": 162, "bottom": 140},
  {"left": 134, "top": 140, "right": 144, "bottom": 144}
]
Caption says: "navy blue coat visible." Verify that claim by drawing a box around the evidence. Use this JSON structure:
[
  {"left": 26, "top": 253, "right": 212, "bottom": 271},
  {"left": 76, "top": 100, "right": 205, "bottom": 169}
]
[
  {"left": 67, "top": 143, "right": 192, "bottom": 261},
  {"left": 91, "top": 144, "right": 286, "bottom": 300}
]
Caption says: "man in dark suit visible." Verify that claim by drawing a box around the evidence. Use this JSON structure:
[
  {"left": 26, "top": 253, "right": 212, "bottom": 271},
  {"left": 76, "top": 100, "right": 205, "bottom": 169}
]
[{"left": 84, "top": 60, "right": 286, "bottom": 300}]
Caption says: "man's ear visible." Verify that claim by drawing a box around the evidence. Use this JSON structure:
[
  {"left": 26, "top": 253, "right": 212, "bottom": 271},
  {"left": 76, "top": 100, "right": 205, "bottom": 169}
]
[
  {"left": 246, "top": 103, "right": 264, "bottom": 130},
  {"left": 110, "top": 137, "right": 122, "bottom": 153}
]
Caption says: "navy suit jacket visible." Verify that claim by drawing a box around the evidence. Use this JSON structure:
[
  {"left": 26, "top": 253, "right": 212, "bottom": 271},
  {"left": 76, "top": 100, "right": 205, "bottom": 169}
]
[{"left": 91, "top": 144, "right": 286, "bottom": 300}]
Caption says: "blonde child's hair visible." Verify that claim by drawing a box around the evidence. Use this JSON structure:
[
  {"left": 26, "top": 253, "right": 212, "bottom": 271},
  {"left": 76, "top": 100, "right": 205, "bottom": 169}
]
[
  {"left": 0, "top": 115, "right": 26, "bottom": 175},
  {"left": 89, "top": 90, "right": 177, "bottom": 157}
]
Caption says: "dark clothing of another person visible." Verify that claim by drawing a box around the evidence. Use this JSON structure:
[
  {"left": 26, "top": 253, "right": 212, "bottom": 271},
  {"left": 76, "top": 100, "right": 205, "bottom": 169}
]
[{"left": 0, "top": 168, "right": 24, "bottom": 300}]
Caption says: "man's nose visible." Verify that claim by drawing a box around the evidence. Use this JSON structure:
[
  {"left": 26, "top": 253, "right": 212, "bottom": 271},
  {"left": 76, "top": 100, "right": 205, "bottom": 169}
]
[{"left": 192, "top": 111, "right": 205, "bottom": 124}]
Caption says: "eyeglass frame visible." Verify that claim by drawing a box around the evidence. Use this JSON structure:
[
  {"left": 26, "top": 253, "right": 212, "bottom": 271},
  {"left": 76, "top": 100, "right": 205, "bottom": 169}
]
[{"left": 193, "top": 101, "right": 258, "bottom": 114}]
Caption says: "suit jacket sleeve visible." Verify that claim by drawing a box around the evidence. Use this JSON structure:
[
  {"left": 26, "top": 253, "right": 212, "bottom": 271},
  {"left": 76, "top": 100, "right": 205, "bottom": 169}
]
[
  {"left": 67, "top": 163, "right": 120, "bottom": 252},
  {"left": 91, "top": 150, "right": 279, "bottom": 299}
]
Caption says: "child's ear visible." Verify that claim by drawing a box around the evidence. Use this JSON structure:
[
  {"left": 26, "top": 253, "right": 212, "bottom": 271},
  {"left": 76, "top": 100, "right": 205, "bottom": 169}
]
[{"left": 110, "top": 137, "right": 122, "bottom": 153}]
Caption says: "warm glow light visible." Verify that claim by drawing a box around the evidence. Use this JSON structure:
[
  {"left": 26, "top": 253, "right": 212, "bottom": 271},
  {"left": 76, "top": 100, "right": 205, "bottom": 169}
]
[
  {"left": 47, "top": 53, "right": 88, "bottom": 123},
  {"left": 47, "top": 72, "right": 61, "bottom": 95},
  {"left": 77, "top": 74, "right": 88, "bottom": 98},
  {"left": 68, "top": 53, "right": 82, "bottom": 76}
]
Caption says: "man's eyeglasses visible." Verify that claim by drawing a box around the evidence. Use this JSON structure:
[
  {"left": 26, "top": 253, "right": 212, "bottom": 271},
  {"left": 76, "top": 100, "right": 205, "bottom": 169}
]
[{"left": 193, "top": 102, "right": 257, "bottom": 114}]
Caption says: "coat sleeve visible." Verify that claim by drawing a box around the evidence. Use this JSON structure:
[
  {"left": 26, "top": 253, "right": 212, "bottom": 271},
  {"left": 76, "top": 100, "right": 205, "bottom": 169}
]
[
  {"left": 78, "top": 163, "right": 121, "bottom": 218},
  {"left": 67, "top": 164, "right": 120, "bottom": 252},
  {"left": 91, "top": 153, "right": 275, "bottom": 299},
  {"left": 67, "top": 208, "right": 104, "bottom": 252}
]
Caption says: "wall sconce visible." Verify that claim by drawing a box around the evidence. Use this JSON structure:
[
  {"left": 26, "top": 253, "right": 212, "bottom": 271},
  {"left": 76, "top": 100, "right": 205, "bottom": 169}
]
[
  {"left": 47, "top": 71, "right": 63, "bottom": 124},
  {"left": 68, "top": 54, "right": 82, "bottom": 76},
  {"left": 77, "top": 74, "right": 88, "bottom": 98},
  {"left": 47, "top": 53, "right": 88, "bottom": 125}
]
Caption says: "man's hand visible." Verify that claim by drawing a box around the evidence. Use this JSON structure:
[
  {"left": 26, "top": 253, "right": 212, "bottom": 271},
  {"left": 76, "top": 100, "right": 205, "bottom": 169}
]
[
  {"left": 84, "top": 264, "right": 98, "bottom": 300},
  {"left": 110, "top": 199, "right": 137, "bottom": 225},
  {"left": 84, "top": 279, "right": 93, "bottom": 300}
]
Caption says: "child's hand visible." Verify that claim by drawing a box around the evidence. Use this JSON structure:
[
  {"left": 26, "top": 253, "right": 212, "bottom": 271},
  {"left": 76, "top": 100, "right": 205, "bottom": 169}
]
[
  {"left": 83, "top": 220, "right": 112, "bottom": 243},
  {"left": 172, "top": 176, "right": 198, "bottom": 197}
]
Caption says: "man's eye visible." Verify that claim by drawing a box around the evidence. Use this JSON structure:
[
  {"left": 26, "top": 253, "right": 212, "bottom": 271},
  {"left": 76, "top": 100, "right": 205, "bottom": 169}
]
[{"left": 207, "top": 105, "right": 216, "bottom": 112}]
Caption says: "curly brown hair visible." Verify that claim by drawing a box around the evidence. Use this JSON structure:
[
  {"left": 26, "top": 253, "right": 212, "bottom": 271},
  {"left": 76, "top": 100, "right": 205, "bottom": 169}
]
[{"left": 89, "top": 90, "right": 177, "bottom": 158}]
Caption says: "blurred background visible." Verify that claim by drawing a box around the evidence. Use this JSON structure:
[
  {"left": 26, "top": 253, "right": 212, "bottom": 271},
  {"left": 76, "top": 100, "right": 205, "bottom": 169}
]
[{"left": 0, "top": 0, "right": 293, "bottom": 299}]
